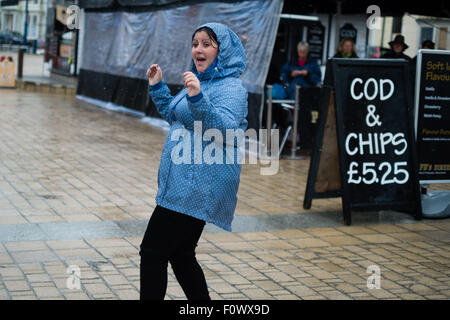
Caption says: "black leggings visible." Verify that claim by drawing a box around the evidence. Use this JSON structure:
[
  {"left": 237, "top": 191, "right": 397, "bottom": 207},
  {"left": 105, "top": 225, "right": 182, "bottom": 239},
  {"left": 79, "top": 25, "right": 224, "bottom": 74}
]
[{"left": 139, "top": 205, "right": 210, "bottom": 300}]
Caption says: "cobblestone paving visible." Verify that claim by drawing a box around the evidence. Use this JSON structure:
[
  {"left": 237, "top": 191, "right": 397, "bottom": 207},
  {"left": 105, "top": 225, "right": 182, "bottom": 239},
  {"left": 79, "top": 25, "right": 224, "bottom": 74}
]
[{"left": 0, "top": 90, "right": 449, "bottom": 300}]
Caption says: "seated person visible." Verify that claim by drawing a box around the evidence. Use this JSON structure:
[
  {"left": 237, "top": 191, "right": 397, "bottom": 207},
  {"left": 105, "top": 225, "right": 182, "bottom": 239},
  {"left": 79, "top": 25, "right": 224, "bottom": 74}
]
[{"left": 280, "top": 42, "right": 322, "bottom": 100}]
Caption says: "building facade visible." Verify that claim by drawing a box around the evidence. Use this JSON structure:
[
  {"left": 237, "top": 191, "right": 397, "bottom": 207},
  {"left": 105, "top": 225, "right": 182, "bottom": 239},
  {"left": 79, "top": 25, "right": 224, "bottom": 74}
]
[
  {"left": 0, "top": 0, "right": 48, "bottom": 42},
  {"left": 369, "top": 14, "right": 450, "bottom": 58}
]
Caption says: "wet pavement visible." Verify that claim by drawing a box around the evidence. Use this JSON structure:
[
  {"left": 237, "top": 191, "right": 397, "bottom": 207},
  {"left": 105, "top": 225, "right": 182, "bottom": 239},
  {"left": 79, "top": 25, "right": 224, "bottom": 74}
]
[{"left": 0, "top": 89, "right": 449, "bottom": 300}]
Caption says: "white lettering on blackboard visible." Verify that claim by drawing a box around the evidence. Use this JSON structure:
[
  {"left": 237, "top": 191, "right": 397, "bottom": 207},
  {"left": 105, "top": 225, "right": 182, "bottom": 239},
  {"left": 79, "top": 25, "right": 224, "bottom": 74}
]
[
  {"left": 345, "top": 132, "right": 407, "bottom": 156},
  {"left": 359, "top": 133, "right": 373, "bottom": 155},
  {"left": 347, "top": 161, "right": 409, "bottom": 185},
  {"left": 347, "top": 162, "right": 362, "bottom": 184},
  {"left": 364, "top": 78, "right": 378, "bottom": 100},
  {"left": 366, "top": 105, "right": 382, "bottom": 127},
  {"left": 346, "top": 76, "right": 409, "bottom": 185},
  {"left": 362, "top": 162, "right": 377, "bottom": 184},
  {"left": 380, "top": 132, "right": 393, "bottom": 154},
  {"left": 350, "top": 78, "right": 363, "bottom": 100},
  {"left": 345, "top": 133, "right": 358, "bottom": 156},
  {"left": 380, "top": 79, "right": 394, "bottom": 100},
  {"left": 350, "top": 78, "right": 395, "bottom": 101},
  {"left": 392, "top": 133, "right": 408, "bottom": 155}
]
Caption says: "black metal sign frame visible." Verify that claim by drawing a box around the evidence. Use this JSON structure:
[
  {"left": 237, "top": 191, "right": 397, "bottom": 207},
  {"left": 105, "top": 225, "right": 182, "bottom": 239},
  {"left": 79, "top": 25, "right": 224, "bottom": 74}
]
[{"left": 303, "top": 86, "right": 341, "bottom": 210}]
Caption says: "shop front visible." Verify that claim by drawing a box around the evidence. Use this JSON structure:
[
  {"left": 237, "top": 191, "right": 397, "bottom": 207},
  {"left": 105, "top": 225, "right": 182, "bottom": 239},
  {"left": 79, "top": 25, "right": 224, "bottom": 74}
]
[{"left": 44, "top": 0, "right": 78, "bottom": 76}]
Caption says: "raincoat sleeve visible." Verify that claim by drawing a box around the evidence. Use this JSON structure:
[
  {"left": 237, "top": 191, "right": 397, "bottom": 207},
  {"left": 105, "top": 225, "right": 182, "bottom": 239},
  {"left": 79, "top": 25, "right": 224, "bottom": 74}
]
[
  {"left": 148, "top": 82, "right": 175, "bottom": 124},
  {"left": 187, "top": 80, "right": 247, "bottom": 133}
]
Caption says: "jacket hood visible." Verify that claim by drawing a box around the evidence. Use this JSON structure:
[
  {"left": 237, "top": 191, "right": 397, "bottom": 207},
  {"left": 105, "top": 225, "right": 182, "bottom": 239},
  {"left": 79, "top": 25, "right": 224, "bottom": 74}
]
[{"left": 191, "top": 22, "right": 246, "bottom": 80}]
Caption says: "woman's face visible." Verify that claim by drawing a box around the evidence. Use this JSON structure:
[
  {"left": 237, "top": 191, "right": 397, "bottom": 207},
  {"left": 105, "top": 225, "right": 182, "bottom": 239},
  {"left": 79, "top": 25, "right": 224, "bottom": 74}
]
[
  {"left": 192, "top": 31, "right": 219, "bottom": 73},
  {"left": 297, "top": 48, "right": 308, "bottom": 60},
  {"left": 342, "top": 41, "right": 353, "bottom": 55}
]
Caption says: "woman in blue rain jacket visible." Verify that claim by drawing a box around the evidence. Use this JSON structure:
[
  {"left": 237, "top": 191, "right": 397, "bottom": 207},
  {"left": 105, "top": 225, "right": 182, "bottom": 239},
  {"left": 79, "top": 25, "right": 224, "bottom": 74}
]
[{"left": 139, "top": 23, "right": 247, "bottom": 300}]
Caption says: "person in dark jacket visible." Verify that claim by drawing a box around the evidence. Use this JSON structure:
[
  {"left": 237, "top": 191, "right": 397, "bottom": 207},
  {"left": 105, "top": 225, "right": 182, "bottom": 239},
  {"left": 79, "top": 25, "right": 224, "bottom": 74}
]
[
  {"left": 333, "top": 38, "right": 359, "bottom": 58},
  {"left": 381, "top": 34, "right": 411, "bottom": 61},
  {"left": 411, "top": 39, "right": 435, "bottom": 68},
  {"left": 280, "top": 41, "right": 322, "bottom": 99}
]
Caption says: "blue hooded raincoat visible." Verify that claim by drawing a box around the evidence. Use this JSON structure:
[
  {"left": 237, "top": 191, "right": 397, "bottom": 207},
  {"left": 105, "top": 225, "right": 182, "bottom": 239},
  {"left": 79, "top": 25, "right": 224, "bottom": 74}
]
[{"left": 148, "top": 23, "right": 248, "bottom": 231}]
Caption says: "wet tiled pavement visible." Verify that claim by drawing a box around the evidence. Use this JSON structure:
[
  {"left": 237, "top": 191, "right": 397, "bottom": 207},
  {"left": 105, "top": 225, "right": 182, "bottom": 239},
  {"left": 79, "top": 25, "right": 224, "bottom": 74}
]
[{"left": 0, "top": 90, "right": 449, "bottom": 300}]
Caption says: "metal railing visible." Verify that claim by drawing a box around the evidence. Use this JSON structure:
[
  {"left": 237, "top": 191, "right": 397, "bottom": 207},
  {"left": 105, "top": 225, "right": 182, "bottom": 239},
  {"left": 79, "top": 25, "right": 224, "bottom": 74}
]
[
  {"left": 266, "top": 84, "right": 303, "bottom": 159},
  {"left": 0, "top": 44, "right": 35, "bottom": 53}
]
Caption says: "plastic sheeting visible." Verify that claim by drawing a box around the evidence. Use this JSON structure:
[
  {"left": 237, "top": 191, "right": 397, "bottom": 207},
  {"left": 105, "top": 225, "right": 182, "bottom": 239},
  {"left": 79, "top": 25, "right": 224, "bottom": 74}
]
[{"left": 81, "top": 0, "right": 283, "bottom": 94}]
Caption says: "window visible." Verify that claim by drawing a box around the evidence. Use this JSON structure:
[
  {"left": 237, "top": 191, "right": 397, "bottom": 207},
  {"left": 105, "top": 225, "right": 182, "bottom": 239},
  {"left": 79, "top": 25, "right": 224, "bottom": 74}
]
[
  {"left": 28, "top": 15, "right": 38, "bottom": 38},
  {"left": 3, "top": 14, "right": 14, "bottom": 30},
  {"left": 392, "top": 16, "right": 402, "bottom": 34},
  {"left": 419, "top": 27, "right": 434, "bottom": 45}
]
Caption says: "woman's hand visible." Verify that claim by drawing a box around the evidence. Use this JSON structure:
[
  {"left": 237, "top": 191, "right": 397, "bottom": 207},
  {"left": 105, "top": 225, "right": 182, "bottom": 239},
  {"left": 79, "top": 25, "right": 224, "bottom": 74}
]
[
  {"left": 183, "top": 72, "right": 201, "bottom": 97},
  {"left": 146, "top": 64, "right": 162, "bottom": 85},
  {"left": 291, "top": 69, "right": 308, "bottom": 78},
  {"left": 291, "top": 70, "right": 301, "bottom": 77}
]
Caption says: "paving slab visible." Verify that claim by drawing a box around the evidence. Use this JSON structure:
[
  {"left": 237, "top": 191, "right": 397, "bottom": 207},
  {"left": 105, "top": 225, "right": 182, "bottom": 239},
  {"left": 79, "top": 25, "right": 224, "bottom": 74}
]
[{"left": 0, "top": 90, "right": 449, "bottom": 300}]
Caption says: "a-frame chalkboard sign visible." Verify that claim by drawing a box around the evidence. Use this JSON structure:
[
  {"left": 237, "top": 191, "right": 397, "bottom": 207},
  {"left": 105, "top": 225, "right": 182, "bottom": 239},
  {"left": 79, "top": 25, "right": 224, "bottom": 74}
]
[
  {"left": 414, "top": 49, "right": 450, "bottom": 183},
  {"left": 304, "top": 59, "right": 422, "bottom": 225}
]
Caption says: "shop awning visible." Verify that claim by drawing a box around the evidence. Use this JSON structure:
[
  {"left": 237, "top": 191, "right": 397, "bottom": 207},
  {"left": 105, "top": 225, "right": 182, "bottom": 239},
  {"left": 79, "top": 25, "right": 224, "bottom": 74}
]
[
  {"left": 79, "top": 0, "right": 450, "bottom": 18},
  {"left": 282, "top": 0, "right": 450, "bottom": 18},
  {"left": 79, "top": 0, "right": 228, "bottom": 9}
]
